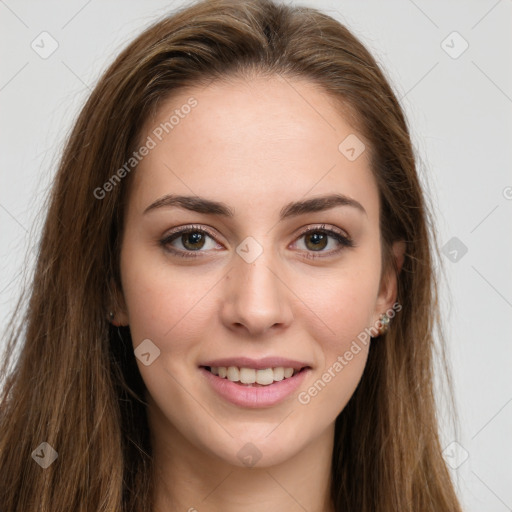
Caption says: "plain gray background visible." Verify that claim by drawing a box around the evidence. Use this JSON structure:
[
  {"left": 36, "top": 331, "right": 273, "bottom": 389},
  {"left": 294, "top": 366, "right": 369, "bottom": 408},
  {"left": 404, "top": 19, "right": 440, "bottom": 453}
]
[{"left": 1, "top": 1, "right": 511, "bottom": 510}]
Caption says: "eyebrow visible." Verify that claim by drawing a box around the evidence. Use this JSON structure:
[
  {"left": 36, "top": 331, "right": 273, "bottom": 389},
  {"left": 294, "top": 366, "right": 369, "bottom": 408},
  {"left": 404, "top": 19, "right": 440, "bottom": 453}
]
[{"left": 143, "top": 193, "right": 367, "bottom": 218}]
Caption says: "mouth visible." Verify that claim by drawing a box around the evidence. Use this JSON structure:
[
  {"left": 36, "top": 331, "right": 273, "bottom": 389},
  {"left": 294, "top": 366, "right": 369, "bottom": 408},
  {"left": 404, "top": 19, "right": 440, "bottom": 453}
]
[
  {"left": 198, "top": 363, "right": 312, "bottom": 408},
  {"left": 200, "top": 365, "right": 310, "bottom": 387}
]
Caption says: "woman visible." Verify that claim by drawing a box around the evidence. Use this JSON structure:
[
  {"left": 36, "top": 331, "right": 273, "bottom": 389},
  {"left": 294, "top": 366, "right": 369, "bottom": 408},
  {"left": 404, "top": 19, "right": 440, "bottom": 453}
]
[{"left": 0, "top": 0, "right": 463, "bottom": 510}]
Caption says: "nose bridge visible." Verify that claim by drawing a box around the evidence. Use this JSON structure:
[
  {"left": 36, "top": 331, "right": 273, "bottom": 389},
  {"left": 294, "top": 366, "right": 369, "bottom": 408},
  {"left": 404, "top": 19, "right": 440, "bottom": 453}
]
[{"left": 222, "top": 237, "right": 292, "bottom": 334}]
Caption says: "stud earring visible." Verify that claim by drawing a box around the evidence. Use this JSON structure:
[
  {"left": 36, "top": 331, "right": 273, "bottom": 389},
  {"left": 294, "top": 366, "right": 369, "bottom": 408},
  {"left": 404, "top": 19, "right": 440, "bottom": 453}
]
[
  {"left": 108, "top": 311, "right": 120, "bottom": 327},
  {"left": 378, "top": 313, "right": 390, "bottom": 336}
]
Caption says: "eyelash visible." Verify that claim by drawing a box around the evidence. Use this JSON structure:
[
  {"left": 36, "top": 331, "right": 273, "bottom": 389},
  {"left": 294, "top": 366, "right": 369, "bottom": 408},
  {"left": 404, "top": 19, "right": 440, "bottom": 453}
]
[{"left": 159, "top": 224, "right": 354, "bottom": 260}]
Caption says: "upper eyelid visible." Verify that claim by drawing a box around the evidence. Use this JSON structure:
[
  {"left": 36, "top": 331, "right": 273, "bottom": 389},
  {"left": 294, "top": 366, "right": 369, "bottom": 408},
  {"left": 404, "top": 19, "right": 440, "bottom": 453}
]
[
  {"left": 296, "top": 223, "right": 350, "bottom": 239},
  {"left": 162, "top": 224, "right": 219, "bottom": 242}
]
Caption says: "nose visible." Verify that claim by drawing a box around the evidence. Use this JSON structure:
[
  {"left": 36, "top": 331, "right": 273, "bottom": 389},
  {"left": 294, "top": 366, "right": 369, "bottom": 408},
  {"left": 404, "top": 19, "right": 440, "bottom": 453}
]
[{"left": 220, "top": 250, "right": 293, "bottom": 337}]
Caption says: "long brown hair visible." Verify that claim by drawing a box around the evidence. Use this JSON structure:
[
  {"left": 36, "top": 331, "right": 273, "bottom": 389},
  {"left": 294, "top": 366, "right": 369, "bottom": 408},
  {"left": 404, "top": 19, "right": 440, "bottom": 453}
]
[{"left": 0, "top": 1, "right": 463, "bottom": 510}]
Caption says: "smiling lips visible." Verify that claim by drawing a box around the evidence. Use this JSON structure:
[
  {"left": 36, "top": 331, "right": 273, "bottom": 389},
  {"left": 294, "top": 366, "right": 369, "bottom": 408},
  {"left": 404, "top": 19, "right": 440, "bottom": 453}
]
[{"left": 199, "top": 356, "right": 312, "bottom": 407}]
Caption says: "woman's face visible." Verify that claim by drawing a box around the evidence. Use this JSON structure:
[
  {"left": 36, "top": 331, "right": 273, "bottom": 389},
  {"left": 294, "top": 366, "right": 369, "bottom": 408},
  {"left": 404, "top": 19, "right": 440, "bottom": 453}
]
[{"left": 118, "top": 75, "right": 400, "bottom": 467}]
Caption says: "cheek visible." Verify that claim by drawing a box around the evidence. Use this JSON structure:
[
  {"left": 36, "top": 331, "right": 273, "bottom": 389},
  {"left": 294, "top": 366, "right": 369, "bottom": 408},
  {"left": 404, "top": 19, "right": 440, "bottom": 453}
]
[
  {"left": 298, "top": 256, "right": 382, "bottom": 348},
  {"left": 293, "top": 273, "right": 377, "bottom": 417},
  {"left": 289, "top": 253, "right": 381, "bottom": 412},
  {"left": 120, "top": 241, "right": 218, "bottom": 362}
]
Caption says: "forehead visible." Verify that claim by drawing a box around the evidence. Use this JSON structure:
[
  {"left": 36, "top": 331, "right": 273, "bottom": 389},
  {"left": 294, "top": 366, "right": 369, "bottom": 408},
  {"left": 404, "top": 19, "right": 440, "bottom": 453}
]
[{"left": 130, "top": 75, "right": 378, "bottom": 220}]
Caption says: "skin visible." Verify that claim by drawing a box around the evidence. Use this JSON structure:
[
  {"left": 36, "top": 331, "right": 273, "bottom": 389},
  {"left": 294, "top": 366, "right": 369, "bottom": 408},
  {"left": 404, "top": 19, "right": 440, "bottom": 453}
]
[{"left": 115, "top": 74, "right": 404, "bottom": 512}]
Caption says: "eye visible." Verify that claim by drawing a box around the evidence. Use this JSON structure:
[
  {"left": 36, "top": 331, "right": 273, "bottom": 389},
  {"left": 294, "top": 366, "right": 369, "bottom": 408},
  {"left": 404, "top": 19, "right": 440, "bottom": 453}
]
[
  {"left": 160, "top": 225, "right": 221, "bottom": 258},
  {"left": 159, "top": 223, "right": 354, "bottom": 259},
  {"left": 292, "top": 224, "right": 354, "bottom": 259}
]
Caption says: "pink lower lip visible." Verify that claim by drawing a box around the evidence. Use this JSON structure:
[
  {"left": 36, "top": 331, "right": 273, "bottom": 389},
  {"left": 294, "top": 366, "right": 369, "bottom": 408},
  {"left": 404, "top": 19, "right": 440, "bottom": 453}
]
[{"left": 199, "top": 367, "right": 310, "bottom": 408}]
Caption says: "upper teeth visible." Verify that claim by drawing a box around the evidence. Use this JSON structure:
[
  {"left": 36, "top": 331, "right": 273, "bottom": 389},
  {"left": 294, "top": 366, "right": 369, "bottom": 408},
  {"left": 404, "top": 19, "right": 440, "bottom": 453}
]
[{"left": 210, "top": 366, "right": 297, "bottom": 385}]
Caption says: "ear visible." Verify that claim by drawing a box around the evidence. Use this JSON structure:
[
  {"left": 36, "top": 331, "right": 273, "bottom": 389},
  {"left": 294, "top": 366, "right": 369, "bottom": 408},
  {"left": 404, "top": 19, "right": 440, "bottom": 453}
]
[
  {"left": 108, "top": 277, "right": 130, "bottom": 326},
  {"left": 373, "top": 239, "right": 406, "bottom": 319}
]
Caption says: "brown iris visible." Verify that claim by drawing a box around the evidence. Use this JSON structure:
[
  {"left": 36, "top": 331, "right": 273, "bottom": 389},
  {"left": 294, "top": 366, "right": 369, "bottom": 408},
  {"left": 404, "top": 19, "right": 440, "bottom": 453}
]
[
  {"left": 304, "top": 231, "right": 328, "bottom": 251},
  {"left": 181, "top": 231, "right": 206, "bottom": 250}
]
